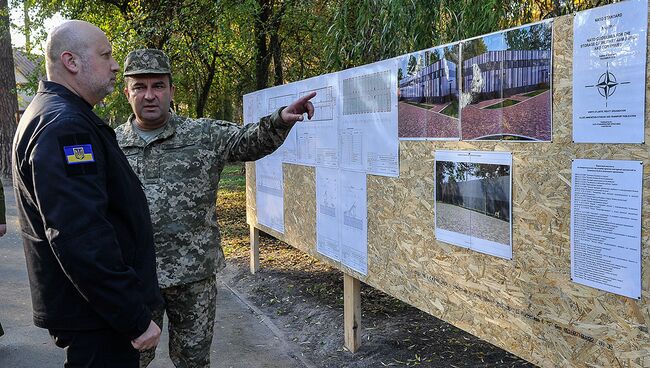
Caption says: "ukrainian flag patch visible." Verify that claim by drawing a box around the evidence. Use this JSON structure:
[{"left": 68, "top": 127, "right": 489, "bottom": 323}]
[{"left": 63, "top": 144, "right": 95, "bottom": 164}]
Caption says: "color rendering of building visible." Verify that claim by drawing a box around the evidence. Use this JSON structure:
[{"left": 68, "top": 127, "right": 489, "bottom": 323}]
[
  {"left": 462, "top": 50, "right": 550, "bottom": 99},
  {"left": 399, "top": 58, "right": 458, "bottom": 103}
]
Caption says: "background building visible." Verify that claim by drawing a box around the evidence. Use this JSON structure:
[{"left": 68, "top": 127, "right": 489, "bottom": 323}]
[{"left": 399, "top": 58, "right": 458, "bottom": 104}]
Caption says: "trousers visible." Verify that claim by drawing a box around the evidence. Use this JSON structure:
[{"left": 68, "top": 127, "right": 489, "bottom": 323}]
[
  {"left": 49, "top": 328, "right": 139, "bottom": 368},
  {"left": 140, "top": 275, "right": 217, "bottom": 368}
]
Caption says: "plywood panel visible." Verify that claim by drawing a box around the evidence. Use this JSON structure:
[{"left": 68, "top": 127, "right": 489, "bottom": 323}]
[{"left": 246, "top": 14, "right": 650, "bottom": 367}]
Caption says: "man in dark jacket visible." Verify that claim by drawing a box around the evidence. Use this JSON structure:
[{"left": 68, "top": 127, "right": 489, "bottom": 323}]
[
  {"left": 0, "top": 178, "right": 5, "bottom": 338},
  {"left": 0, "top": 178, "right": 5, "bottom": 238},
  {"left": 12, "top": 20, "right": 163, "bottom": 367}
]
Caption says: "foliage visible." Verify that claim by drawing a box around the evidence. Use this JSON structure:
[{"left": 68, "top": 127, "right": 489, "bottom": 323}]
[
  {"left": 505, "top": 22, "right": 552, "bottom": 50},
  {"left": 11, "top": 0, "right": 621, "bottom": 128},
  {"left": 461, "top": 38, "right": 488, "bottom": 60}
]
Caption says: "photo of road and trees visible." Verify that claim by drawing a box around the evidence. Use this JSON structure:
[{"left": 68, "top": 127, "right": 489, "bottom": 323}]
[{"left": 435, "top": 160, "right": 511, "bottom": 247}]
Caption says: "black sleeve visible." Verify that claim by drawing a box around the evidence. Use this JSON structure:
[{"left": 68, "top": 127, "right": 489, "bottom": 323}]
[
  {"left": 31, "top": 118, "right": 151, "bottom": 339},
  {"left": 0, "top": 178, "right": 5, "bottom": 224}
]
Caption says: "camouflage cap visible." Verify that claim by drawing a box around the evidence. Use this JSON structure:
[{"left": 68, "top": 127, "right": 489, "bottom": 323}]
[{"left": 123, "top": 48, "right": 171, "bottom": 76}]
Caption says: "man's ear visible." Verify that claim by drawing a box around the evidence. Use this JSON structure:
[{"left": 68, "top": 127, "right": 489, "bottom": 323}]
[
  {"left": 60, "top": 51, "right": 80, "bottom": 74},
  {"left": 170, "top": 84, "right": 175, "bottom": 100}
]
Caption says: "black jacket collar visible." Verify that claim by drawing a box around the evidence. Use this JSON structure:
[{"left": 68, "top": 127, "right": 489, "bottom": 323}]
[{"left": 38, "top": 81, "right": 106, "bottom": 127}]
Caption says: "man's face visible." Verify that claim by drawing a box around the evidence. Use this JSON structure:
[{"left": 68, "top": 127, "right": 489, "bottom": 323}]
[
  {"left": 79, "top": 32, "right": 119, "bottom": 102},
  {"left": 124, "top": 75, "right": 175, "bottom": 129}
]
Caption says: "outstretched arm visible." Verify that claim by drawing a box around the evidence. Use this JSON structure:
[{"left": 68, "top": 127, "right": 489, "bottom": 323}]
[{"left": 212, "top": 91, "right": 317, "bottom": 163}]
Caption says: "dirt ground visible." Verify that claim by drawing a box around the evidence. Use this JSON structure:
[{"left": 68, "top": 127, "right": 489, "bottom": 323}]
[{"left": 217, "top": 169, "right": 536, "bottom": 367}]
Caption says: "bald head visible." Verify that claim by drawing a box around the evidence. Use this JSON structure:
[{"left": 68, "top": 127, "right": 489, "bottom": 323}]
[
  {"left": 45, "top": 20, "right": 104, "bottom": 77},
  {"left": 43, "top": 20, "right": 120, "bottom": 106}
]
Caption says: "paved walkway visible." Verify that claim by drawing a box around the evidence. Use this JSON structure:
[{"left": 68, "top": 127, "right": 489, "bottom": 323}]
[
  {"left": 460, "top": 90, "right": 551, "bottom": 140},
  {"left": 398, "top": 101, "right": 460, "bottom": 139},
  {"left": 0, "top": 180, "right": 312, "bottom": 368}
]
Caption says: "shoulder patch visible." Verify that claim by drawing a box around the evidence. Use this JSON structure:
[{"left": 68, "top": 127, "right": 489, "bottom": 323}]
[
  {"left": 57, "top": 133, "right": 98, "bottom": 176},
  {"left": 63, "top": 144, "right": 95, "bottom": 164}
]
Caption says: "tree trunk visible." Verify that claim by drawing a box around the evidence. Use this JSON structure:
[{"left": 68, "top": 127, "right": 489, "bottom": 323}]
[
  {"left": 0, "top": 0, "right": 18, "bottom": 176},
  {"left": 23, "top": 0, "right": 31, "bottom": 53},
  {"left": 270, "top": 2, "right": 286, "bottom": 86},
  {"left": 196, "top": 48, "right": 219, "bottom": 118},
  {"left": 270, "top": 31, "right": 283, "bottom": 86},
  {"left": 254, "top": 0, "right": 272, "bottom": 90}
]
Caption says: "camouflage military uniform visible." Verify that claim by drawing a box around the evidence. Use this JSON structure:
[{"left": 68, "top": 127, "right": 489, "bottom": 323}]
[
  {"left": 116, "top": 109, "right": 290, "bottom": 367},
  {"left": 117, "top": 48, "right": 293, "bottom": 367}
]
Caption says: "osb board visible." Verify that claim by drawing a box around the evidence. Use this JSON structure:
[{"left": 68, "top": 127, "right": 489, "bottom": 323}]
[
  {"left": 246, "top": 14, "right": 650, "bottom": 367},
  {"left": 246, "top": 162, "right": 337, "bottom": 268}
]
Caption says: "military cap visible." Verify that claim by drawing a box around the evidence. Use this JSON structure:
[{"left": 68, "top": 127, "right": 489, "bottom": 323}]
[{"left": 123, "top": 48, "right": 171, "bottom": 76}]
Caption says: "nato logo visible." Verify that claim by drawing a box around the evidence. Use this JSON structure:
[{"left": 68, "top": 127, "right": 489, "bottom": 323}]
[{"left": 585, "top": 62, "right": 630, "bottom": 107}]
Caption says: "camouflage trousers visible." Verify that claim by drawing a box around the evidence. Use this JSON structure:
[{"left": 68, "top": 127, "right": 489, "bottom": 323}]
[{"left": 140, "top": 276, "right": 217, "bottom": 368}]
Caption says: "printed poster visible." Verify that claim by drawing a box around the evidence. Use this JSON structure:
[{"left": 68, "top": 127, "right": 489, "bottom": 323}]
[
  {"left": 255, "top": 154, "right": 284, "bottom": 233},
  {"left": 460, "top": 21, "right": 553, "bottom": 141},
  {"left": 316, "top": 167, "right": 341, "bottom": 262},
  {"left": 435, "top": 150, "right": 513, "bottom": 259},
  {"left": 573, "top": 0, "right": 647, "bottom": 143},
  {"left": 571, "top": 159, "right": 643, "bottom": 299},
  {"left": 397, "top": 43, "right": 461, "bottom": 140}
]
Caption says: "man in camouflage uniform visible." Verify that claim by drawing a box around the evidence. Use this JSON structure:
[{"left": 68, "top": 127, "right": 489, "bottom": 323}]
[{"left": 115, "top": 49, "right": 315, "bottom": 368}]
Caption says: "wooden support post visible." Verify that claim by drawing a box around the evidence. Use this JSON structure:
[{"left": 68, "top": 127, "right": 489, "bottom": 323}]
[
  {"left": 249, "top": 225, "right": 260, "bottom": 274},
  {"left": 344, "top": 273, "right": 361, "bottom": 353}
]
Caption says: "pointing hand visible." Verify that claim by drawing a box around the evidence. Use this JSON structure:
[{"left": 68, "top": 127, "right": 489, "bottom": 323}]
[{"left": 280, "top": 91, "right": 316, "bottom": 125}]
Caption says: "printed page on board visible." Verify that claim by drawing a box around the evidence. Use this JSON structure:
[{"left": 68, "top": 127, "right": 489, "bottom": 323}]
[
  {"left": 263, "top": 83, "right": 299, "bottom": 164},
  {"left": 460, "top": 20, "right": 552, "bottom": 142},
  {"left": 573, "top": 0, "right": 647, "bottom": 143},
  {"left": 571, "top": 159, "right": 643, "bottom": 299},
  {"left": 291, "top": 73, "right": 340, "bottom": 168},
  {"left": 255, "top": 153, "right": 285, "bottom": 234},
  {"left": 397, "top": 43, "right": 461, "bottom": 141},
  {"left": 339, "top": 170, "right": 368, "bottom": 275},
  {"left": 435, "top": 150, "right": 512, "bottom": 259},
  {"left": 316, "top": 167, "right": 341, "bottom": 262},
  {"left": 338, "top": 58, "right": 399, "bottom": 177}
]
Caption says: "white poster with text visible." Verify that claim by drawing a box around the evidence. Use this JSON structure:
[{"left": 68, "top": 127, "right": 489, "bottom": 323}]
[
  {"left": 339, "top": 170, "right": 368, "bottom": 275},
  {"left": 316, "top": 167, "right": 341, "bottom": 262},
  {"left": 573, "top": 0, "right": 647, "bottom": 143},
  {"left": 255, "top": 154, "right": 285, "bottom": 234},
  {"left": 571, "top": 159, "right": 643, "bottom": 299}
]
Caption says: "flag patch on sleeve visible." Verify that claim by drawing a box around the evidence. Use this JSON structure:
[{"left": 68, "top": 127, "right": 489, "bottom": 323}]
[{"left": 63, "top": 144, "right": 95, "bottom": 164}]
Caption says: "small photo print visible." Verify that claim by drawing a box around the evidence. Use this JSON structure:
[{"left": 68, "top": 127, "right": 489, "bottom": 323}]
[{"left": 435, "top": 151, "right": 512, "bottom": 259}]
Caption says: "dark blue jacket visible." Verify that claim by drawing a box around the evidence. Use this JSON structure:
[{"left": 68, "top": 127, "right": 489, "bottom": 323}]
[{"left": 12, "top": 81, "right": 163, "bottom": 339}]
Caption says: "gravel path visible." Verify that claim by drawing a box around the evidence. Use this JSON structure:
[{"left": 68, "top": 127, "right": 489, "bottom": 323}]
[{"left": 436, "top": 202, "right": 510, "bottom": 245}]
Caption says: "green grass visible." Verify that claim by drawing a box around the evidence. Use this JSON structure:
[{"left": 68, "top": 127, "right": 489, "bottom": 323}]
[
  {"left": 404, "top": 101, "right": 436, "bottom": 110},
  {"left": 219, "top": 163, "right": 246, "bottom": 190},
  {"left": 522, "top": 88, "right": 549, "bottom": 97},
  {"left": 440, "top": 100, "right": 458, "bottom": 118},
  {"left": 484, "top": 99, "right": 520, "bottom": 109}
]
